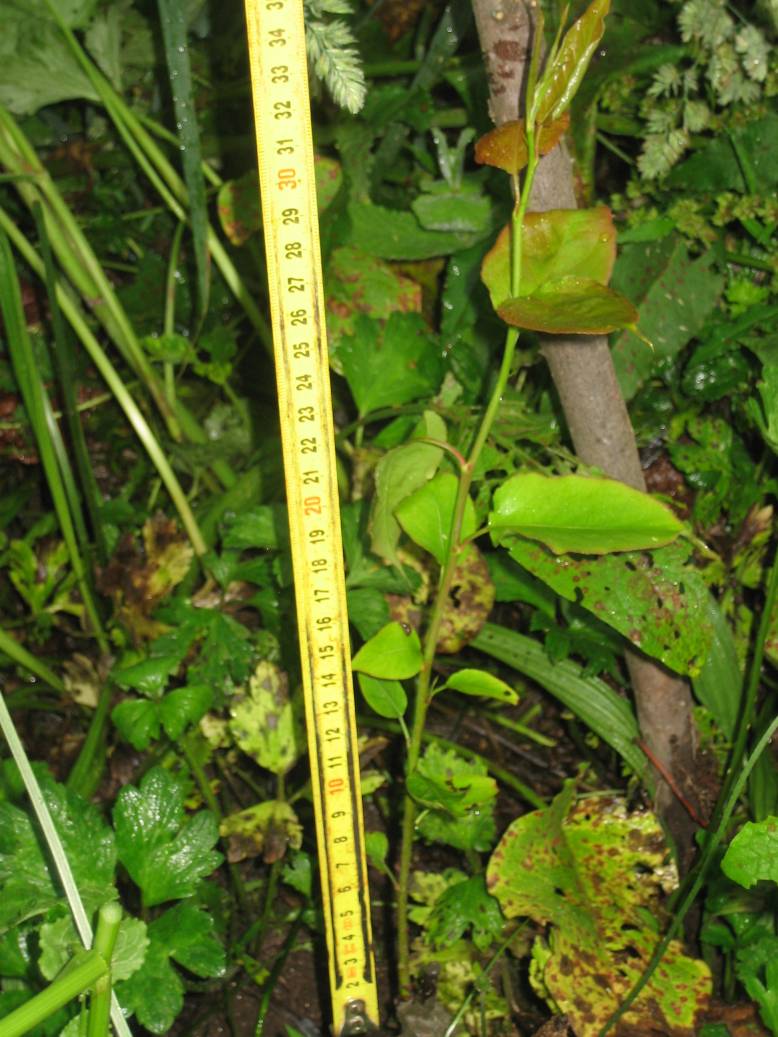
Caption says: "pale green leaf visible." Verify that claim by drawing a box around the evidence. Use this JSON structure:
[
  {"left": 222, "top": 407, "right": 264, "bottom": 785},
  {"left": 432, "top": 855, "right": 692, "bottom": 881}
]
[
  {"left": 352, "top": 622, "right": 423, "bottom": 680},
  {"left": 490, "top": 473, "right": 683, "bottom": 554}
]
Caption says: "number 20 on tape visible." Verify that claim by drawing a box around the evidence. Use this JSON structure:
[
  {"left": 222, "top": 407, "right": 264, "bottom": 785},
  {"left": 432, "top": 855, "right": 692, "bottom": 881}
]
[{"left": 243, "top": 1, "right": 380, "bottom": 1034}]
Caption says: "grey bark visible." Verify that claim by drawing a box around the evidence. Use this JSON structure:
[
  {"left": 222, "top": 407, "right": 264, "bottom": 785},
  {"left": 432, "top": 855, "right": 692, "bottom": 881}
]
[{"left": 472, "top": 0, "right": 702, "bottom": 864}]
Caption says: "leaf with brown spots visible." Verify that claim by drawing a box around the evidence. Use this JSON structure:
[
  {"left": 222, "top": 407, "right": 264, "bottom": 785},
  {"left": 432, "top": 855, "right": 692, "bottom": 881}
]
[
  {"left": 501, "top": 540, "right": 712, "bottom": 677},
  {"left": 437, "top": 544, "right": 496, "bottom": 654},
  {"left": 487, "top": 784, "right": 711, "bottom": 1037},
  {"left": 228, "top": 661, "right": 303, "bottom": 775},
  {"left": 219, "top": 800, "right": 302, "bottom": 864}
]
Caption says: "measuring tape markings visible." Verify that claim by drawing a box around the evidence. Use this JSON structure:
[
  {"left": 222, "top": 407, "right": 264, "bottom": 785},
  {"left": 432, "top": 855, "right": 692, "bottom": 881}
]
[{"left": 244, "top": 2, "right": 379, "bottom": 1032}]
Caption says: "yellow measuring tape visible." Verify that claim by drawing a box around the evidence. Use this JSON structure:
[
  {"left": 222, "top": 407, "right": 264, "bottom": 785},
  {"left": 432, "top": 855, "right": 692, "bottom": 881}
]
[{"left": 244, "top": 2, "right": 379, "bottom": 1034}]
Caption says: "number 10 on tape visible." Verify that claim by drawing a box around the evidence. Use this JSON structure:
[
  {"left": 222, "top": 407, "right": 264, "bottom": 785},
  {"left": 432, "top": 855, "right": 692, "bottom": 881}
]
[{"left": 244, "top": 1, "right": 379, "bottom": 1034}]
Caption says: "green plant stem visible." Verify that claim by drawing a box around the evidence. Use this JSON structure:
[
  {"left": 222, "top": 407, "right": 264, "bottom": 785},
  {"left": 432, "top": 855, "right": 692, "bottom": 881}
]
[
  {"left": 0, "top": 693, "right": 132, "bottom": 1037},
  {"left": 0, "top": 950, "right": 107, "bottom": 1037},
  {"left": 87, "top": 902, "right": 122, "bottom": 1037},
  {"left": 396, "top": 141, "right": 539, "bottom": 998},
  {"left": 66, "top": 683, "right": 113, "bottom": 800}
]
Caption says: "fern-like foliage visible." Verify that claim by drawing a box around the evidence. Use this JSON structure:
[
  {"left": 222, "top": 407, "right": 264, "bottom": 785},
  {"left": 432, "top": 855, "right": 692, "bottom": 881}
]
[
  {"left": 304, "top": 0, "right": 366, "bottom": 114},
  {"left": 636, "top": 0, "right": 773, "bottom": 179}
]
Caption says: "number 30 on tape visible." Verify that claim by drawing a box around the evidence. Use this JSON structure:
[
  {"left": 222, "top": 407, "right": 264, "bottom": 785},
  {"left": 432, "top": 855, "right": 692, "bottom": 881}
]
[{"left": 243, "top": 2, "right": 380, "bottom": 1034}]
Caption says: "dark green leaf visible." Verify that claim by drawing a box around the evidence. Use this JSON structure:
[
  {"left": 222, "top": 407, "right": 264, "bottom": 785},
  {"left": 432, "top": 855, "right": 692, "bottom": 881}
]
[
  {"left": 427, "top": 875, "right": 504, "bottom": 951},
  {"left": 112, "top": 654, "right": 181, "bottom": 698},
  {"left": 497, "top": 279, "right": 638, "bottom": 335},
  {"left": 157, "top": 0, "right": 209, "bottom": 318},
  {"left": 113, "top": 767, "right": 222, "bottom": 907},
  {"left": 610, "top": 238, "right": 724, "bottom": 400},
  {"left": 333, "top": 313, "right": 444, "bottom": 417},
  {"left": 159, "top": 685, "right": 212, "bottom": 740},
  {"left": 112, "top": 698, "right": 161, "bottom": 751}
]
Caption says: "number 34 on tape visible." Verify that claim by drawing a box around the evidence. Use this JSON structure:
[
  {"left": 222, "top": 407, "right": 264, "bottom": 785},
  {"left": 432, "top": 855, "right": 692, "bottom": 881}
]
[{"left": 243, "top": 1, "right": 380, "bottom": 1034}]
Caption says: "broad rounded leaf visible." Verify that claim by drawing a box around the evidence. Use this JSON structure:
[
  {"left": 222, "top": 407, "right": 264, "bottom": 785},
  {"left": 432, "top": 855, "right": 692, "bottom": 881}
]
[
  {"left": 474, "top": 113, "right": 570, "bottom": 174},
  {"left": 440, "top": 668, "right": 518, "bottom": 705},
  {"left": 395, "top": 472, "right": 477, "bottom": 565},
  {"left": 535, "top": 0, "right": 611, "bottom": 123},
  {"left": 490, "top": 473, "right": 683, "bottom": 554},
  {"left": 497, "top": 278, "right": 638, "bottom": 334},
  {"left": 357, "top": 673, "right": 408, "bottom": 719},
  {"left": 352, "top": 621, "right": 423, "bottom": 680},
  {"left": 482, "top": 208, "right": 616, "bottom": 308},
  {"left": 721, "top": 818, "right": 778, "bottom": 889}
]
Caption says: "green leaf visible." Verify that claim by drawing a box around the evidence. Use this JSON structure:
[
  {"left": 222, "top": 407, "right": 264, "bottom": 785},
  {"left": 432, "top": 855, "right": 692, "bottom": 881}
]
[
  {"left": 0, "top": 2, "right": 99, "bottom": 115},
  {"left": 347, "top": 201, "right": 489, "bottom": 260},
  {"left": 409, "top": 744, "right": 497, "bottom": 852},
  {"left": 112, "top": 654, "right": 181, "bottom": 698},
  {"left": 734, "top": 933, "right": 778, "bottom": 1034},
  {"left": 395, "top": 472, "right": 476, "bottom": 565},
  {"left": 221, "top": 504, "right": 288, "bottom": 550},
  {"left": 692, "top": 595, "right": 742, "bottom": 739},
  {"left": 487, "top": 783, "right": 710, "bottom": 1035},
  {"left": 440, "top": 668, "right": 518, "bottom": 705},
  {"left": 0, "top": 772, "right": 116, "bottom": 929},
  {"left": 411, "top": 190, "right": 492, "bottom": 233},
  {"left": 159, "top": 684, "right": 212, "bottom": 741},
  {"left": 610, "top": 237, "right": 724, "bottom": 400},
  {"left": 427, "top": 875, "right": 504, "bottom": 952},
  {"left": 347, "top": 587, "right": 391, "bottom": 640},
  {"left": 490, "top": 473, "right": 683, "bottom": 554},
  {"left": 369, "top": 411, "right": 446, "bottom": 566},
  {"left": 365, "top": 831, "right": 389, "bottom": 871},
  {"left": 352, "top": 621, "right": 423, "bottom": 680},
  {"left": 536, "top": 0, "right": 611, "bottom": 123},
  {"left": 113, "top": 767, "right": 222, "bottom": 908},
  {"left": 497, "top": 278, "right": 638, "bottom": 335},
  {"left": 497, "top": 541, "right": 712, "bottom": 677},
  {"left": 357, "top": 673, "right": 408, "bottom": 719},
  {"left": 482, "top": 208, "right": 616, "bottom": 309},
  {"left": 228, "top": 662, "right": 302, "bottom": 776},
  {"left": 721, "top": 818, "right": 778, "bottom": 889},
  {"left": 325, "top": 246, "right": 422, "bottom": 350},
  {"left": 111, "top": 698, "right": 161, "bottom": 751},
  {"left": 333, "top": 313, "right": 444, "bottom": 417},
  {"left": 39, "top": 913, "right": 148, "bottom": 983}
]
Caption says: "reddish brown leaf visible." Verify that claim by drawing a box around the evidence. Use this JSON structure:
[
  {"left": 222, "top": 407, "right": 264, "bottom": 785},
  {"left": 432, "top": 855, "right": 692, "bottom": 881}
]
[{"left": 474, "top": 113, "right": 570, "bottom": 175}]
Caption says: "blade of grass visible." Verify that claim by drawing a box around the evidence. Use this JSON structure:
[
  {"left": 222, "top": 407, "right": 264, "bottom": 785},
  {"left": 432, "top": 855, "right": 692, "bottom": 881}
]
[
  {"left": 157, "top": 0, "right": 210, "bottom": 325},
  {"left": 472, "top": 622, "right": 650, "bottom": 782},
  {"left": 34, "top": 202, "right": 108, "bottom": 564},
  {"left": 40, "top": 1, "right": 272, "bottom": 353},
  {"left": 0, "top": 228, "right": 107, "bottom": 651},
  {"left": 0, "top": 107, "right": 179, "bottom": 438},
  {"left": 0, "top": 206, "right": 207, "bottom": 557}
]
